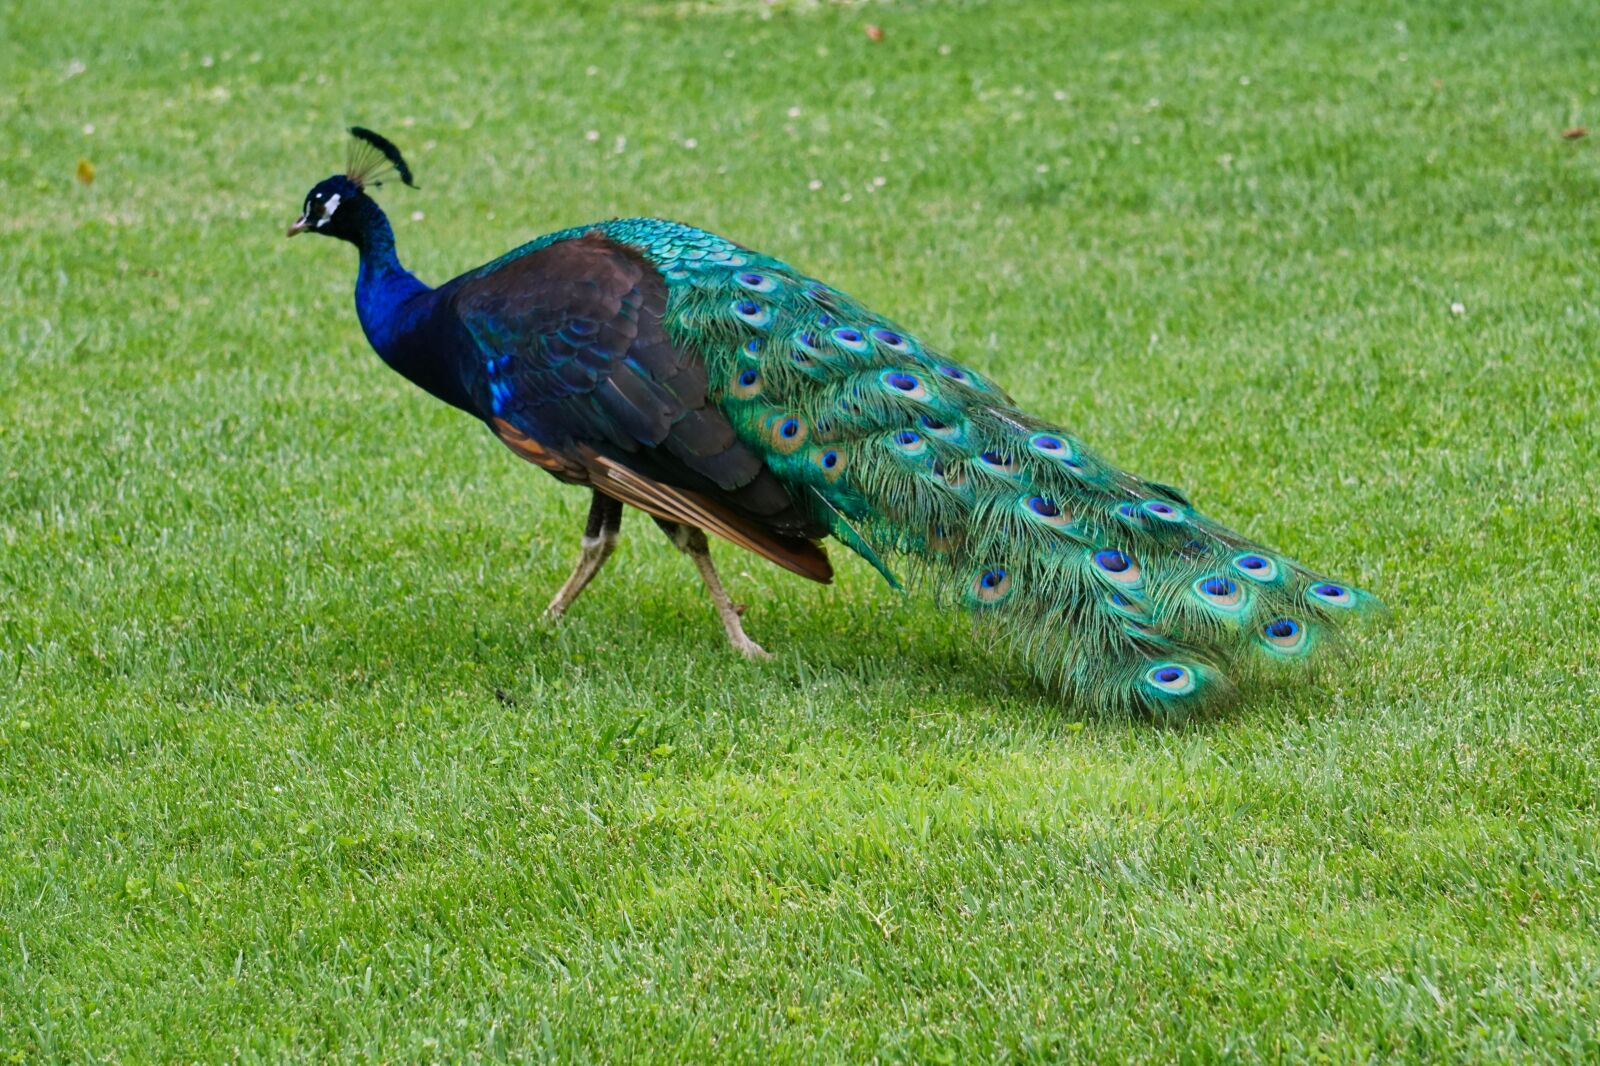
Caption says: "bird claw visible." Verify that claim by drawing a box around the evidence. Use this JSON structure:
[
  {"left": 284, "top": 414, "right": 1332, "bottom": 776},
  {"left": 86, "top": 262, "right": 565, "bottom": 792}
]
[{"left": 732, "top": 636, "right": 772, "bottom": 660}]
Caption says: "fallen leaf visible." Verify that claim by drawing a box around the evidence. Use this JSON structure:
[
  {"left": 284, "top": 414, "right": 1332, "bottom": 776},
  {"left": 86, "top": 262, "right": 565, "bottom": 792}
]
[
  {"left": 864, "top": 24, "right": 884, "bottom": 42},
  {"left": 1561, "top": 126, "right": 1587, "bottom": 140},
  {"left": 76, "top": 158, "right": 95, "bottom": 185}
]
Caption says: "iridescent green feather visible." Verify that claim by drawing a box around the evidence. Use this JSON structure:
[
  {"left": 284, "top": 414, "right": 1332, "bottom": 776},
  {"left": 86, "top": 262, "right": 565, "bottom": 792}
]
[{"left": 575, "top": 218, "right": 1376, "bottom": 716}]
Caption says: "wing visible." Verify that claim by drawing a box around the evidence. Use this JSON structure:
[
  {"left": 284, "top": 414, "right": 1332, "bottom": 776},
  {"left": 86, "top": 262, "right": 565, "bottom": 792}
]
[{"left": 449, "top": 232, "right": 832, "bottom": 583}]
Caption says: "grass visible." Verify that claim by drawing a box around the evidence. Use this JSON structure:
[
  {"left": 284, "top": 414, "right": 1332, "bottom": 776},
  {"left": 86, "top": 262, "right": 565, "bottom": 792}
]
[{"left": 3, "top": 0, "right": 1599, "bottom": 1059}]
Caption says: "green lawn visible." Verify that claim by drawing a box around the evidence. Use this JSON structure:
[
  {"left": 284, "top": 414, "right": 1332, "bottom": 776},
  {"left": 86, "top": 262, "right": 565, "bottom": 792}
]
[{"left": 4, "top": 0, "right": 1599, "bottom": 1060}]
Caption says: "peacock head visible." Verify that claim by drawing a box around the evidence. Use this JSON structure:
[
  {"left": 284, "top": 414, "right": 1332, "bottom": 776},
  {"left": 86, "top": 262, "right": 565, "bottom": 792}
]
[{"left": 287, "top": 127, "right": 417, "bottom": 241}]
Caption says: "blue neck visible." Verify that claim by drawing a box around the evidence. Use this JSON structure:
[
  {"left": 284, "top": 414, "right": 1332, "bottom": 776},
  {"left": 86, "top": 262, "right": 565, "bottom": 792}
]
[
  {"left": 352, "top": 206, "right": 431, "bottom": 363},
  {"left": 345, "top": 201, "right": 477, "bottom": 413}
]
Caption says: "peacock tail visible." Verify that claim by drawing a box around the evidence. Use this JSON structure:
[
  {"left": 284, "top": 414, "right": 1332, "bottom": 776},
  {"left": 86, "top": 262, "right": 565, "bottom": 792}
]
[{"left": 464, "top": 217, "right": 1370, "bottom": 716}]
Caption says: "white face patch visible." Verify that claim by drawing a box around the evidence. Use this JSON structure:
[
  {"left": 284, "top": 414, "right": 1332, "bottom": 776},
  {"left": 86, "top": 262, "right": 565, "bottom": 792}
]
[{"left": 316, "top": 191, "right": 342, "bottom": 227}]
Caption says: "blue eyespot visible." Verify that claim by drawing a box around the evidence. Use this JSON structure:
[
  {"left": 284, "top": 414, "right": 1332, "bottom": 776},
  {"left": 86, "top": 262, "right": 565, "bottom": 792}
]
[
  {"left": 1095, "top": 549, "right": 1131, "bottom": 574},
  {"left": 971, "top": 566, "right": 1013, "bottom": 604},
  {"left": 1260, "top": 616, "right": 1310, "bottom": 654},
  {"left": 872, "top": 328, "right": 907, "bottom": 350},
  {"left": 1145, "top": 662, "right": 1196, "bottom": 695},
  {"left": 832, "top": 327, "right": 869, "bottom": 352},
  {"left": 1027, "top": 496, "right": 1060, "bottom": 517},
  {"left": 812, "top": 446, "right": 845, "bottom": 477},
  {"left": 1194, "top": 574, "right": 1245, "bottom": 610},
  {"left": 1091, "top": 548, "right": 1143, "bottom": 588},
  {"left": 1310, "top": 582, "right": 1356, "bottom": 608},
  {"left": 879, "top": 369, "right": 930, "bottom": 401},
  {"left": 976, "top": 449, "right": 1019, "bottom": 474},
  {"left": 744, "top": 338, "right": 763, "bottom": 354},
  {"left": 766, "top": 413, "right": 807, "bottom": 452},
  {"left": 891, "top": 428, "right": 929, "bottom": 457},
  {"left": 1232, "top": 552, "right": 1282, "bottom": 583},
  {"left": 732, "top": 299, "right": 771, "bottom": 328},
  {"left": 937, "top": 365, "right": 969, "bottom": 382},
  {"left": 1027, "top": 432, "right": 1080, "bottom": 467},
  {"left": 731, "top": 365, "right": 762, "bottom": 398}
]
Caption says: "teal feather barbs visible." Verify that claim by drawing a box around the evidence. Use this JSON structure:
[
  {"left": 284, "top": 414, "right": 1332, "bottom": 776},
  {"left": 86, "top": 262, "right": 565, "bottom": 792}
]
[
  {"left": 298, "top": 159, "right": 1375, "bottom": 717},
  {"left": 498, "top": 217, "right": 1371, "bottom": 716}
]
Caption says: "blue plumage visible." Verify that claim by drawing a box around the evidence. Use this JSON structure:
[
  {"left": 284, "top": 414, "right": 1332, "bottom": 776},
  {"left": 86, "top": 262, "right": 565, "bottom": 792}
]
[{"left": 288, "top": 129, "right": 1379, "bottom": 714}]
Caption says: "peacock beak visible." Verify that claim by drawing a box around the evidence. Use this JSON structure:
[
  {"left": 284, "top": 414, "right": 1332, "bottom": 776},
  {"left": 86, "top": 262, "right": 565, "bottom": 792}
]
[{"left": 286, "top": 213, "right": 311, "bottom": 237}]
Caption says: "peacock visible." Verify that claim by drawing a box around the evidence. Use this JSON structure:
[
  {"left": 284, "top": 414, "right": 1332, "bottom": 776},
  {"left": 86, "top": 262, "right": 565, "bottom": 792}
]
[{"left": 288, "top": 128, "right": 1376, "bottom": 715}]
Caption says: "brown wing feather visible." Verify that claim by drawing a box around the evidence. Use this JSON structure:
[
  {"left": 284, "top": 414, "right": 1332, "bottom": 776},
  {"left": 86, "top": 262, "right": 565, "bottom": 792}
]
[
  {"left": 489, "top": 417, "right": 588, "bottom": 481},
  {"left": 492, "top": 418, "right": 833, "bottom": 584}
]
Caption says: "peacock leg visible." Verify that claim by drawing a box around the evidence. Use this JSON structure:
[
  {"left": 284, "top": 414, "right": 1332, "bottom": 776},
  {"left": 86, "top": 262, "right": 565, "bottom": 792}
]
[
  {"left": 656, "top": 520, "right": 771, "bottom": 660},
  {"left": 544, "top": 491, "right": 623, "bottom": 619}
]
